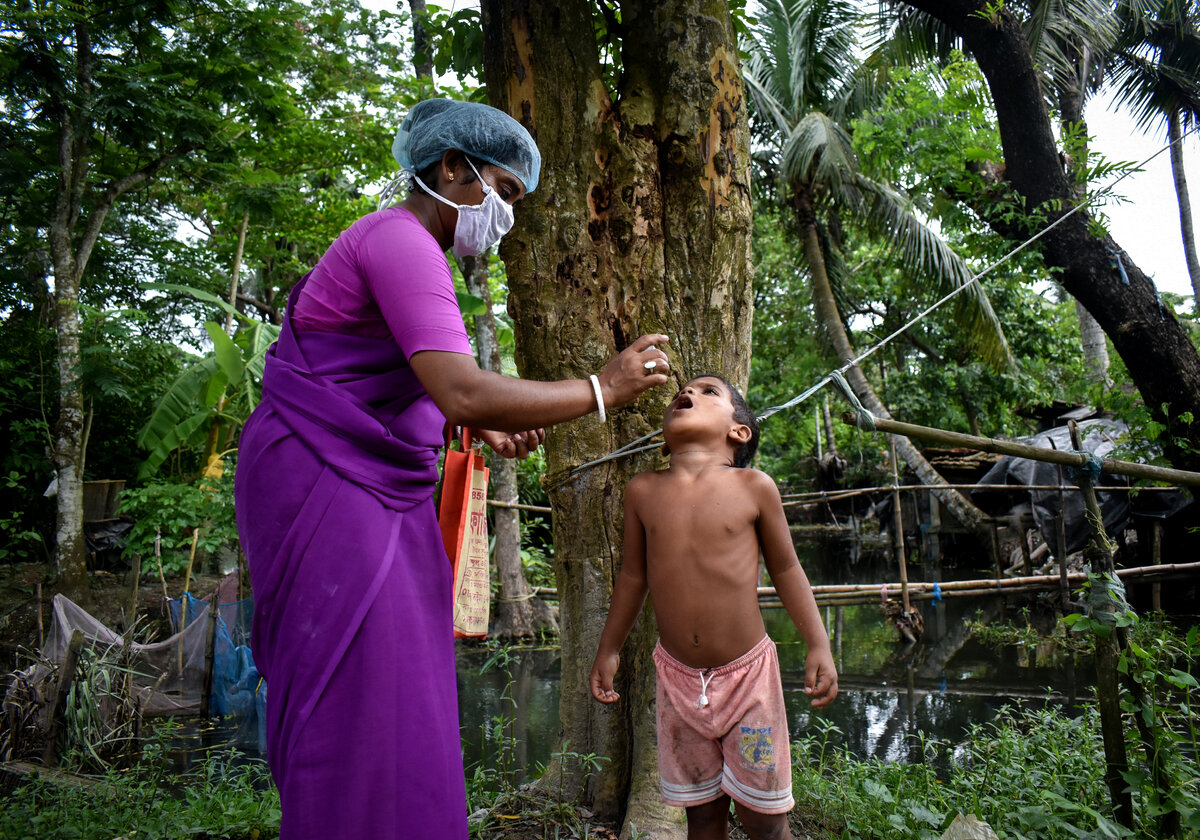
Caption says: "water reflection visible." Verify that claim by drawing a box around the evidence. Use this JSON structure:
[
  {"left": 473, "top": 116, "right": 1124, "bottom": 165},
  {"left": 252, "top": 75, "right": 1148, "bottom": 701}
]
[
  {"left": 169, "top": 534, "right": 1095, "bottom": 779},
  {"left": 454, "top": 532, "right": 1095, "bottom": 775}
]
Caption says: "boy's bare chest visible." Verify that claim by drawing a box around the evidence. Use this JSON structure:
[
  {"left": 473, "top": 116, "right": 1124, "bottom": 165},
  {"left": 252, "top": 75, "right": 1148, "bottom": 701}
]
[{"left": 641, "top": 486, "right": 758, "bottom": 554}]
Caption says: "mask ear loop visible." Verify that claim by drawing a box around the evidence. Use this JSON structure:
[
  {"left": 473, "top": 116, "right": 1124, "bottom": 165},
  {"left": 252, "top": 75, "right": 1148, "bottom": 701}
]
[{"left": 377, "top": 173, "right": 408, "bottom": 211}]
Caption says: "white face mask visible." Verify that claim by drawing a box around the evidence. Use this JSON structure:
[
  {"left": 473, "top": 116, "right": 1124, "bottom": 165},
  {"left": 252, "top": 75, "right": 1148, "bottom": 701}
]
[{"left": 412, "top": 159, "right": 515, "bottom": 257}]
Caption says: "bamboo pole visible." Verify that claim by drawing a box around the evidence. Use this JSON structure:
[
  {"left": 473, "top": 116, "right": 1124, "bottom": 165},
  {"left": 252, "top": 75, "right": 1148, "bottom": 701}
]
[
  {"left": 533, "top": 561, "right": 1200, "bottom": 604},
  {"left": 487, "top": 499, "right": 553, "bottom": 514},
  {"left": 1152, "top": 522, "right": 1163, "bottom": 612},
  {"left": 841, "top": 413, "right": 1200, "bottom": 486},
  {"left": 1052, "top": 446, "right": 1071, "bottom": 609},
  {"left": 780, "top": 483, "right": 1182, "bottom": 505},
  {"left": 179, "top": 528, "right": 200, "bottom": 674},
  {"left": 36, "top": 583, "right": 43, "bottom": 650},
  {"left": 889, "top": 438, "right": 911, "bottom": 616},
  {"left": 200, "top": 585, "right": 221, "bottom": 718},
  {"left": 1069, "top": 421, "right": 1132, "bottom": 829},
  {"left": 154, "top": 530, "right": 168, "bottom": 600}
]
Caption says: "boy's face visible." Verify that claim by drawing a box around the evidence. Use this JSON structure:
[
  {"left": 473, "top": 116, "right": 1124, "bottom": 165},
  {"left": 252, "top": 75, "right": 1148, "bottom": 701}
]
[{"left": 663, "top": 376, "right": 744, "bottom": 443}]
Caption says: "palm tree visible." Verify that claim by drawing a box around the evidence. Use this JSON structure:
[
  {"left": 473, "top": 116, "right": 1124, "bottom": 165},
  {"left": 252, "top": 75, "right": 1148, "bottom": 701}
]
[
  {"left": 1103, "top": 0, "right": 1200, "bottom": 300},
  {"left": 743, "top": 0, "right": 1014, "bottom": 533}
]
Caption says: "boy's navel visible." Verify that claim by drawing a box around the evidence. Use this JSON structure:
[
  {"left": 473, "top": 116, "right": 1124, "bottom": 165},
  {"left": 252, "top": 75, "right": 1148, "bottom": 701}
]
[{"left": 692, "top": 634, "right": 701, "bottom": 646}]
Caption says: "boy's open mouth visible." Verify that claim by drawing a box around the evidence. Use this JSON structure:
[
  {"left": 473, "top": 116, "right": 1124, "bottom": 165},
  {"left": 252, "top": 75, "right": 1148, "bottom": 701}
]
[{"left": 674, "top": 395, "right": 693, "bottom": 410}]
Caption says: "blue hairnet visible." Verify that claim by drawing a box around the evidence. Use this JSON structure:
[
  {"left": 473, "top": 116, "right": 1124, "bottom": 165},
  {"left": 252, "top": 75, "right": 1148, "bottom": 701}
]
[{"left": 392, "top": 99, "right": 541, "bottom": 193}]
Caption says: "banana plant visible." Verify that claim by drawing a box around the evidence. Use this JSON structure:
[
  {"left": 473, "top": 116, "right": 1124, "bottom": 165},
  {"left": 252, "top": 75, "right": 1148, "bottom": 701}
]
[{"left": 136, "top": 284, "right": 279, "bottom": 479}]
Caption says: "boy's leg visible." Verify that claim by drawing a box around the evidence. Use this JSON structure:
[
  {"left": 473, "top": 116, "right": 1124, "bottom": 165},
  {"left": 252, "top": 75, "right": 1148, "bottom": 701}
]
[
  {"left": 734, "top": 802, "right": 790, "bottom": 840},
  {"left": 686, "top": 794, "right": 732, "bottom": 840}
]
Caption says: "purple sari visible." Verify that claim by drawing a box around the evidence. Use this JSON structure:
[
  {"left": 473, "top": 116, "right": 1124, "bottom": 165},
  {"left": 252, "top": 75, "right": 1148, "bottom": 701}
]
[{"left": 235, "top": 277, "right": 467, "bottom": 838}]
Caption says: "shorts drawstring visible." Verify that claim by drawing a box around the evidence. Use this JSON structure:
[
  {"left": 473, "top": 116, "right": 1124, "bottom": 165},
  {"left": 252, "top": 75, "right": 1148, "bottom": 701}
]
[{"left": 698, "top": 669, "right": 714, "bottom": 708}]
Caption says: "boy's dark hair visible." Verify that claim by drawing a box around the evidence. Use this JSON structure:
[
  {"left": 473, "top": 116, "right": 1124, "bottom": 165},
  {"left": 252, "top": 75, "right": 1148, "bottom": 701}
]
[{"left": 694, "top": 373, "right": 760, "bottom": 468}]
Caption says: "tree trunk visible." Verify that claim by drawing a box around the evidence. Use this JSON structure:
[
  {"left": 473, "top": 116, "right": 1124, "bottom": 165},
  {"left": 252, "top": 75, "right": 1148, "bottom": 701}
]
[
  {"left": 481, "top": 0, "right": 754, "bottom": 832},
  {"left": 1167, "top": 109, "right": 1200, "bottom": 301},
  {"left": 46, "top": 21, "right": 93, "bottom": 602},
  {"left": 460, "top": 254, "right": 558, "bottom": 639},
  {"left": 407, "top": 0, "right": 434, "bottom": 81},
  {"left": 1055, "top": 41, "right": 1111, "bottom": 387},
  {"left": 902, "top": 0, "right": 1200, "bottom": 474},
  {"left": 1076, "top": 299, "right": 1112, "bottom": 387},
  {"left": 794, "top": 186, "right": 987, "bottom": 535},
  {"left": 49, "top": 253, "right": 89, "bottom": 600}
]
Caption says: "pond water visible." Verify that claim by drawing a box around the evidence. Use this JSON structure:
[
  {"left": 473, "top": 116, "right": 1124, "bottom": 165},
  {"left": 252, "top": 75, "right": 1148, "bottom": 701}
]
[
  {"left": 456, "top": 532, "right": 1096, "bottom": 779},
  {"left": 168, "top": 532, "right": 1096, "bottom": 779}
]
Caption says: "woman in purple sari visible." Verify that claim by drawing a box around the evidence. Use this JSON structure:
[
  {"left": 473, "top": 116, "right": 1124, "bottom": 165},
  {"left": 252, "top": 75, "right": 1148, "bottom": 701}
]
[{"left": 234, "top": 99, "right": 670, "bottom": 839}]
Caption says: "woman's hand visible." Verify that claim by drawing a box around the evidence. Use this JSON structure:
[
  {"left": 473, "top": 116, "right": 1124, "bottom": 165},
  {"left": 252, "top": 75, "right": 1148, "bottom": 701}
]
[
  {"left": 478, "top": 427, "right": 545, "bottom": 459},
  {"left": 598, "top": 334, "right": 671, "bottom": 410}
]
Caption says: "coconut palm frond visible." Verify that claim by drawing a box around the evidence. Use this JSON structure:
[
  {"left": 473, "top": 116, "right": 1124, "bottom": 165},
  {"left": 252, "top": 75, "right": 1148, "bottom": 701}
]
[
  {"left": 1102, "top": 0, "right": 1200, "bottom": 130},
  {"left": 853, "top": 173, "right": 1014, "bottom": 371},
  {"left": 862, "top": 5, "right": 961, "bottom": 69},
  {"left": 1107, "top": 50, "right": 1200, "bottom": 132},
  {"left": 781, "top": 111, "right": 857, "bottom": 189},
  {"left": 743, "top": 64, "right": 797, "bottom": 141}
]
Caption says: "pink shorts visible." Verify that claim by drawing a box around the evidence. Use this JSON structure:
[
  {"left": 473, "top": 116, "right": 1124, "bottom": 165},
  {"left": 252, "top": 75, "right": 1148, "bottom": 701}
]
[{"left": 654, "top": 636, "right": 793, "bottom": 815}]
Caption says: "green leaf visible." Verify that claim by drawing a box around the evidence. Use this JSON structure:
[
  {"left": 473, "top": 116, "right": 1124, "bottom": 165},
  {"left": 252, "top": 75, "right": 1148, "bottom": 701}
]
[
  {"left": 205, "top": 322, "right": 245, "bottom": 386},
  {"left": 456, "top": 291, "right": 487, "bottom": 316}
]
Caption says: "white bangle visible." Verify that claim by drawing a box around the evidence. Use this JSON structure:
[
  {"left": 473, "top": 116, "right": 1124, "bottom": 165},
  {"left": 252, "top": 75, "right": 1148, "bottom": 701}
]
[{"left": 589, "top": 374, "right": 607, "bottom": 423}]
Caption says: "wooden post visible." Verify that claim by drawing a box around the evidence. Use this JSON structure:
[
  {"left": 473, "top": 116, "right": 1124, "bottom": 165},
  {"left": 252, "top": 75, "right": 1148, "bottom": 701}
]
[
  {"left": 1152, "top": 522, "right": 1163, "bottom": 612},
  {"left": 815, "top": 405, "right": 823, "bottom": 461},
  {"left": 36, "top": 582, "right": 43, "bottom": 650},
  {"left": 179, "top": 527, "right": 200, "bottom": 673},
  {"left": 1053, "top": 457, "right": 1071, "bottom": 610},
  {"left": 889, "top": 437, "right": 911, "bottom": 616},
  {"left": 42, "top": 630, "right": 85, "bottom": 766},
  {"left": 834, "top": 606, "right": 844, "bottom": 670},
  {"left": 1068, "top": 420, "right": 1133, "bottom": 830},
  {"left": 154, "top": 530, "right": 168, "bottom": 600},
  {"left": 1018, "top": 526, "right": 1033, "bottom": 577},
  {"left": 200, "top": 586, "right": 221, "bottom": 718},
  {"left": 989, "top": 522, "right": 1003, "bottom": 586},
  {"left": 126, "top": 555, "right": 140, "bottom": 634}
]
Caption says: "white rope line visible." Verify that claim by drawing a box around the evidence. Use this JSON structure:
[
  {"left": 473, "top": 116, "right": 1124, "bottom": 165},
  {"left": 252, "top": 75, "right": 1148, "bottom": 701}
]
[{"left": 562, "top": 125, "right": 1197, "bottom": 479}]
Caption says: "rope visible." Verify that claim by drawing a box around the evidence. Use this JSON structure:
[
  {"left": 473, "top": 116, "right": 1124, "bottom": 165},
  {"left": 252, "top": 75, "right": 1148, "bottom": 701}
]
[
  {"left": 552, "top": 125, "right": 1198, "bottom": 482},
  {"left": 1066, "top": 449, "right": 1104, "bottom": 483},
  {"left": 829, "top": 371, "right": 875, "bottom": 431},
  {"left": 495, "top": 591, "right": 537, "bottom": 603}
]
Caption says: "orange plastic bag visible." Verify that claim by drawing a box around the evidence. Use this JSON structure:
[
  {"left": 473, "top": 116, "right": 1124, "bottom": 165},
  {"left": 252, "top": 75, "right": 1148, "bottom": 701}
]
[{"left": 438, "top": 428, "right": 490, "bottom": 638}]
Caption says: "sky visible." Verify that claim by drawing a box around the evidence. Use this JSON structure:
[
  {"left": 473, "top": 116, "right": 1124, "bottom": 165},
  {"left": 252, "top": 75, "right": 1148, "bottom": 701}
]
[{"left": 1084, "top": 90, "right": 1199, "bottom": 298}]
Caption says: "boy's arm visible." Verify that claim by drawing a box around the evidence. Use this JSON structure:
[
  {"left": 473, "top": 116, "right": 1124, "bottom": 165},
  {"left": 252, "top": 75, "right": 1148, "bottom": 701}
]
[
  {"left": 589, "top": 476, "right": 651, "bottom": 704},
  {"left": 752, "top": 471, "right": 839, "bottom": 708}
]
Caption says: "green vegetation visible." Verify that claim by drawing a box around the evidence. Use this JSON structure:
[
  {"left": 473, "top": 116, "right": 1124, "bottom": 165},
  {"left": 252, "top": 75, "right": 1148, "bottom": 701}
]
[
  {"left": 4, "top": 615, "right": 1197, "bottom": 838},
  {"left": 0, "top": 749, "right": 280, "bottom": 840}
]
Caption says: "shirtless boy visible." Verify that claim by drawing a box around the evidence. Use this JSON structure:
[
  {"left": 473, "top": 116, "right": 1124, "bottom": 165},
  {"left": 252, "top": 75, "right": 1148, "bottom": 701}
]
[{"left": 589, "top": 374, "right": 838, "bottom": 840}]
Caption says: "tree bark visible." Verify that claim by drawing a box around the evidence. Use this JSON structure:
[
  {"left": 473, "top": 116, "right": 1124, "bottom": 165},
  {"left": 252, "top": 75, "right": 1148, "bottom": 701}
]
[
  {"left": 1167, "top": 109, "right": 1200, "bottom": 301},
  {"left": 407, "top": 0, "right": 434, "bottom": 81},
  {"left": 901, "top": 0, "right": 1200, "bottom": 474},
  {"left": 1055, "top": 38, "right": 1111, "bottom": 387},
  {"left": 47, "top": 20, "right": 94, "bottom": 601},
  {"left": 460, "top": 255, "right": 558, "bottom": 639},
  {"left": 1076, "top": 299, "right": 1112, "bottom": 387},
  {"left": 794, "top": 186, "right": 987, "bottom": 535},
  {"left": 481, "top": 0, "right": 754, "bottom": 831}
]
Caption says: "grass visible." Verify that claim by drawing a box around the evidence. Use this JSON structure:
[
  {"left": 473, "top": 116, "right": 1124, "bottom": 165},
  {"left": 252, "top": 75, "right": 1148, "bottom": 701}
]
[{"left": 0, "top": 743, "right": 279, "bottom": 840}]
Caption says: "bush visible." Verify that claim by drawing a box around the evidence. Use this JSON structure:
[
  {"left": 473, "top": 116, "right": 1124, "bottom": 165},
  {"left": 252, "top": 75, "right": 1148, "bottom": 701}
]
[{"left": 117, "top": 466, "right": 239, "bottom": 578}]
